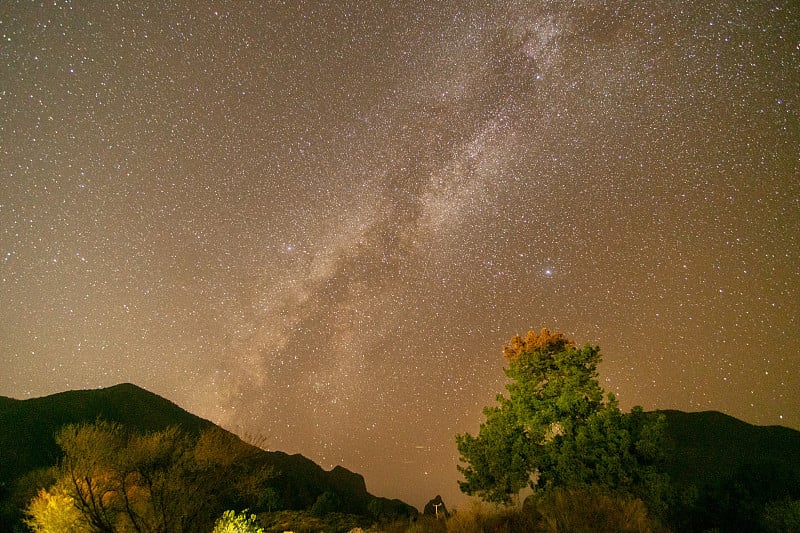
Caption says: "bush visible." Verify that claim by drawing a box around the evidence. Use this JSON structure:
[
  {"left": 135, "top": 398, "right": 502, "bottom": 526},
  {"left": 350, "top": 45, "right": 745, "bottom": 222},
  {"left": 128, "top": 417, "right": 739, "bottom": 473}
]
[
  {"left": 762, "top": 499, "right": 800, "bottom": 532},
  {"left": 444, "top": 500, "right": 537, "bottom": 533},
  {"left": 446, "top": 501, "right": 494, "bottom": 533},
  {"left": 311, "top": 490, "right": 341, "bottom": 517},
  {"left": 212, "top": 509, "right": 264, "bottom": 533},
  {"left": 24, "top": 487, "right": 91, "bottom": 533},
  {"left": 531, "top": 487, "right": 663, "bottom": 533}
]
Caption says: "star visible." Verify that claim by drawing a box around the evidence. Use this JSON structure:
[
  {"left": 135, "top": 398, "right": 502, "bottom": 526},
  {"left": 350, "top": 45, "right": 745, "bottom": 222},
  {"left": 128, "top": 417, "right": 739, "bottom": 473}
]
[{"left": 0, "top": 0, "right": 797, "bottom": 510}]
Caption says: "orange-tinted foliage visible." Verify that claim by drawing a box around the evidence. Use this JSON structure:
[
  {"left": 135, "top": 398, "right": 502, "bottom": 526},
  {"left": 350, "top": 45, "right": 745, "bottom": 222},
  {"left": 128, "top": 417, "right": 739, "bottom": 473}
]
[{"left": 502, "top": 328, "right": 574, "bottom": 360}]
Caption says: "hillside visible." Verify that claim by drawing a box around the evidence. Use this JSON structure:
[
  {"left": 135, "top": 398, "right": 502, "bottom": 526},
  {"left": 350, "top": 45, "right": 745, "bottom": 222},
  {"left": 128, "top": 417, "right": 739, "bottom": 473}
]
[
  {"left": 0, "top": 383, "right": 214, "bottom": 485},
  {"left": 0, "top": 384, "right": 415, "bottom": 532},
  {"left": 661, "top": 409, "right": 800, "bottom": 486},
  {"left": 659, "top": 410, "right": 800, "bottom": 532}
]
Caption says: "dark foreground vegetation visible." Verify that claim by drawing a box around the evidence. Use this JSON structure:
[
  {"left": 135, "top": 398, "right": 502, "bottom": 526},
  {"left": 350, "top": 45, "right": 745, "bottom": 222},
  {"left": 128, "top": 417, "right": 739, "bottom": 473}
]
[{"left": 1, "top": 331, "right": 799, "bottom": 531}]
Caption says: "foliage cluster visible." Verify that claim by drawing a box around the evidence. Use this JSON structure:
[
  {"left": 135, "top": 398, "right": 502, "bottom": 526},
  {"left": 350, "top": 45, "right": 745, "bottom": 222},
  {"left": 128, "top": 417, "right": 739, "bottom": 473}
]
[
  {"left": 20, "top": 420, "right": 413, "bottom": 532},
  {"left": 456, "top": 328, "right": 669, "bottom": 515},
  {"left": 212, "top": 509, "right": 265, "bottom": 533},
  {"left": 24, "top": 421, "right": 272, "bottom": 532},
  {"left": 529, "top": 487, "right": 663, "bottom": 533},
  {"left": 762, "top": 498, "right": 800, "bottom": 532}
]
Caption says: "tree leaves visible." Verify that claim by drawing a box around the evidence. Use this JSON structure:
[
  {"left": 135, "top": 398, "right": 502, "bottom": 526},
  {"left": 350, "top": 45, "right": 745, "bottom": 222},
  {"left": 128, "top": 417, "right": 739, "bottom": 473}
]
[
  {"left": 457, "top": 329, "right": 668, "bottom": 514},
  {"left": 26, "top": 422, "right": 273, "bottom": 533}
]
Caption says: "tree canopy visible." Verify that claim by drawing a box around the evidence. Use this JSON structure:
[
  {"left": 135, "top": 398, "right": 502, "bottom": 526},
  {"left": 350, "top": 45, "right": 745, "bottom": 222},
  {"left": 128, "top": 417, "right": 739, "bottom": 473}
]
[
  {"left": 24, "top": 421, "right": 272, "bottom": 533},
  {"left": 456, "top": 328, "right": 669, "bottom": 512}
]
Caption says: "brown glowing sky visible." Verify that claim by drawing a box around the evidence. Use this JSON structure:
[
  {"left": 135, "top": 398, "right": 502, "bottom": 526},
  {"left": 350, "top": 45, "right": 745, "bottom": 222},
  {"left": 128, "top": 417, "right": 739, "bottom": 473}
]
[{"left": 1, "top": 1, "right": 798, "bottom": 509}]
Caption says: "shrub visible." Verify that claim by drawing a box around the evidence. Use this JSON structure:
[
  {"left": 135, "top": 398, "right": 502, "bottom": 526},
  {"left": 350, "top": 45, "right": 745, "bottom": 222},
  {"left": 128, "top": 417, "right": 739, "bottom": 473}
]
[
  {"left": 762, "top": 499, "right": 800, "bottom": 532},
  {"left": 531, "top": 487, "right": 662, "bottom": 533},
  {"left": 24, "top": 486, "right": 92, "bottom": 533},
  {"left": 212, "top": 509, "right": 265, "bottom": 533},
  {"left": 445, "top": 500, "right": 537, "bottom": 533},
  {"left": 311, "top": 490, "right": 341, "bottom": 517}
]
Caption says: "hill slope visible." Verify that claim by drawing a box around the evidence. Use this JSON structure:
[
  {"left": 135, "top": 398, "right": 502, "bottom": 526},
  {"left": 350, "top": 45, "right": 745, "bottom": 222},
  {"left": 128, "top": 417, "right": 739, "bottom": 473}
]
[
  {"left": 0, "top": 383, "right": 415, "bottom": 532},
  {"left": 659, "top": 410, "right": 800, "bottom": 532},
  {"left": 0, "top": 383, "right": 214, "bottom": 484},
  {"left": 661, "top": 409, "right": 800, "bottom": 485}
]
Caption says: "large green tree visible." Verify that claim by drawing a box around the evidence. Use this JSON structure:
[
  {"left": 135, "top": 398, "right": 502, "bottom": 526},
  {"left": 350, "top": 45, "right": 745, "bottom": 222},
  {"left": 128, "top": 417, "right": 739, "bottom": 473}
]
[{"left": 456, "top": 329, "right": 668, "bottom": 511}]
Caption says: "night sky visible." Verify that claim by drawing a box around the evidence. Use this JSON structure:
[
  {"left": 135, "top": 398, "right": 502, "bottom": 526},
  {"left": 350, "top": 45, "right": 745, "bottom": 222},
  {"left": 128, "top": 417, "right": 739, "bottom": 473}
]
[{"left": 1, "top": 0, "right": 798, "bottom": 509}]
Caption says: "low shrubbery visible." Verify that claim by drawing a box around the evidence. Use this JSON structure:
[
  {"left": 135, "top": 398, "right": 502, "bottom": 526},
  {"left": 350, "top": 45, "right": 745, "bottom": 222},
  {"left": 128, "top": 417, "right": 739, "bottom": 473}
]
[
  {"left": 258, "top": 509, "right": 373, "bottom": 533},
  {"left": 376, "top": 489, "right": 664, "bottom": 533}
]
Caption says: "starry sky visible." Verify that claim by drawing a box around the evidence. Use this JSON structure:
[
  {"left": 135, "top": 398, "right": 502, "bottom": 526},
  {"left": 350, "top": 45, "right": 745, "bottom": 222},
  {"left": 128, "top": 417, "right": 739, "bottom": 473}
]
[{"left": 1, "top": 0, "right": 798, "bottom": 509}]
